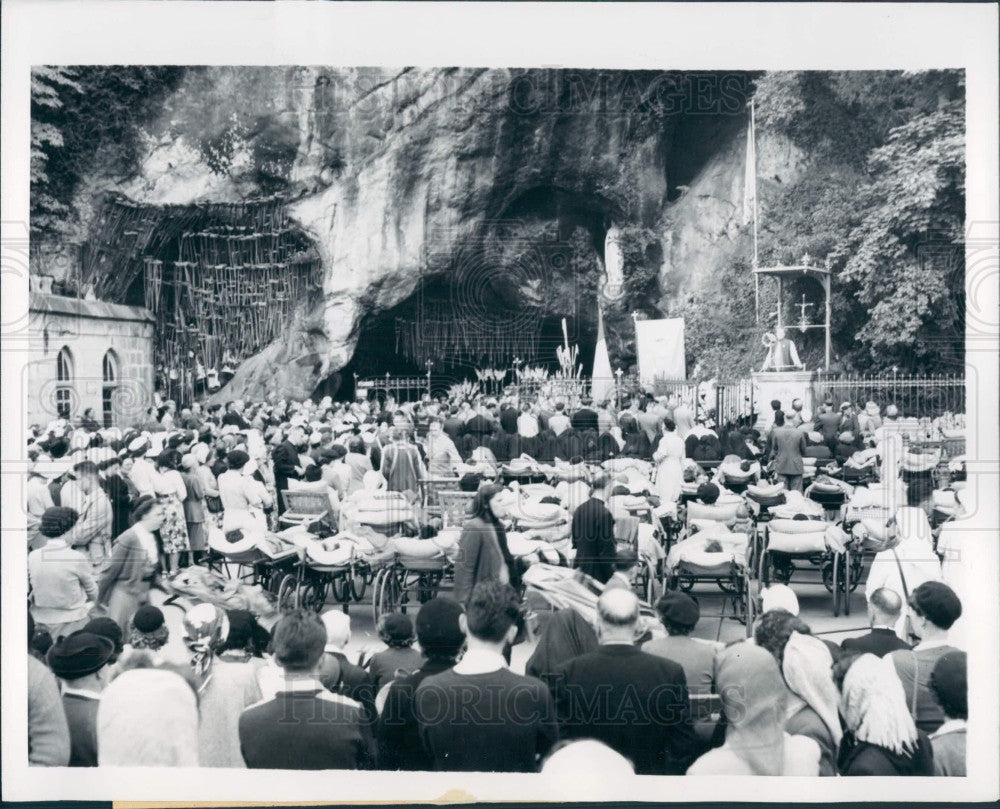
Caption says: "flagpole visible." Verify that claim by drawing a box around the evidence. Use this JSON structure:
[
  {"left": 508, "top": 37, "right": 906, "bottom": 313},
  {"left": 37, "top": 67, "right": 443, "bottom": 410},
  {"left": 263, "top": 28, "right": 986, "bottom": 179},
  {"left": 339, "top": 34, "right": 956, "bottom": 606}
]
[{"left": 751, "top": 98, "right": 760, "bottom": 323}]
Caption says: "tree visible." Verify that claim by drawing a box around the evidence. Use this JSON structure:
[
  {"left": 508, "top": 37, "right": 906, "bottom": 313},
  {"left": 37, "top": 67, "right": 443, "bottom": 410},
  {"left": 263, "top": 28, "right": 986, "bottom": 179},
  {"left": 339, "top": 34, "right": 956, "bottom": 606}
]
[
  {"left": 30, "top": 66, "right": 188, "bottom": 243},
  {"left": 752, "top": 70, "right": 965, "bottom": 373}
]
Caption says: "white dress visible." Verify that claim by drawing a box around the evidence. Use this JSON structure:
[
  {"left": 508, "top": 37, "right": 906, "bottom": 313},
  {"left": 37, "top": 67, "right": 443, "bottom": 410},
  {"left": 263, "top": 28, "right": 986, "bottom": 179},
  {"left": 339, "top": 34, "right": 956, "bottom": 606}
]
[{"left": 653, "top": 432, "right": 686, "bottom": 505}]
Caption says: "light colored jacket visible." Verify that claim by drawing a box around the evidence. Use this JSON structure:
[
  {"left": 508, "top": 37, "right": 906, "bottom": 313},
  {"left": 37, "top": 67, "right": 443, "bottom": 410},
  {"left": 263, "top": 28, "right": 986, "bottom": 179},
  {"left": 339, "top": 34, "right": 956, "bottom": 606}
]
[{"left": 28, "top": 538, "right": 97, "bottom": 624}]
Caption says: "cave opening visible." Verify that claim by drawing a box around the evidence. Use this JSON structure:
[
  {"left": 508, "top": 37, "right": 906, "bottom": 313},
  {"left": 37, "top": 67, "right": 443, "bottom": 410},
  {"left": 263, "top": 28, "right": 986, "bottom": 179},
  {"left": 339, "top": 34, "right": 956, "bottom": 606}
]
[{"left": 329, "top": 274, "right": 601, "bottom": 402}]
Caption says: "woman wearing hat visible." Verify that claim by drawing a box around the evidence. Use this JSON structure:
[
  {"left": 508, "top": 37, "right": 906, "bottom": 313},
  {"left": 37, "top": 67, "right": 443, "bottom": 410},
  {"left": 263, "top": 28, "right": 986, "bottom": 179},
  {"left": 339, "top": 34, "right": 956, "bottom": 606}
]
[
  {"left": 128, "top": 605, "right": 170, "bottom": 652},
  {"left": 837, "top": 653, "right": 934, "bottom": 775},
  {"left": 97, "top": 496, "right": 165, "bottom": 633},
  {"left": 218, "top": 449, "right": 273, "bottom": 535},
  {"left": 152, "top": 449, "right": 190, "bottom": 574},
  {"left": 687, "top": 643, "right": 820, "bottom": 775}
]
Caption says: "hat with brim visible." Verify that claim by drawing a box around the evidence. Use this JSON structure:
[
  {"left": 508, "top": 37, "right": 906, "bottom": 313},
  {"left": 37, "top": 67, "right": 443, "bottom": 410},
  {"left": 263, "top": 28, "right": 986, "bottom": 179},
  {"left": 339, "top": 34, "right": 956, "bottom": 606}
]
[{"left": 47, "top": 632, "right": 115, "bottom": 678}]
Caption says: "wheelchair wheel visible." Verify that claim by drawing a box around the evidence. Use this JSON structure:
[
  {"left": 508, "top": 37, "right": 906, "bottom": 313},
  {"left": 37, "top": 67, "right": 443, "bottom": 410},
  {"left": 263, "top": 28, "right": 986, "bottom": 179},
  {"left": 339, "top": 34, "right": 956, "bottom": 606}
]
[
  {"left": 373, "top": 567, "right": 402, "bottom": 624},
  {"left": 349, "top": 565, "right": 370, "bottom": 601},
  {"left": 277, "top": 574, "right": 298, "bottom": 612},
  {"left": 331, "top": 573, "right": 352, "bottom": 603},
  {"left": 841, "top": 550, "right": 852, "bottom": 616},
  {"left": 370, "top": 568, "right": 388, "bottom": 625},
  {"left": 744, "top": 577, "right": 759, "bottom": 637},
  {"left": 298, "top": 579, "right": 326, "bottom": 613},
  {"left": 831, "top": 553, "right": 843, "bottom": 617}
]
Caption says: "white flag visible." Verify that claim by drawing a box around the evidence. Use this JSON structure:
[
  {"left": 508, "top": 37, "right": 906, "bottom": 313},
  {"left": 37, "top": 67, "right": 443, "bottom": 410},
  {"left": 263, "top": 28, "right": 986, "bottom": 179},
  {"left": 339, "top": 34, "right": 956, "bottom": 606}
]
[{"left": 591, "top": 308, "right": 614, "bottom": 404}]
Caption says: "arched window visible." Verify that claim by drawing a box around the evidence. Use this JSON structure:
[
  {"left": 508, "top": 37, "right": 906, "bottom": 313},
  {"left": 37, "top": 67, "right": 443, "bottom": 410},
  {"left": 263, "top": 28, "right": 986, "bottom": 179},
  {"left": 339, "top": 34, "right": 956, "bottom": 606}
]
[
  {"left": 102, "top": 349, "right": 120, "bottom": 427},
  {"left": 55, "top": 347, "right": 73, "bottom": 419}
]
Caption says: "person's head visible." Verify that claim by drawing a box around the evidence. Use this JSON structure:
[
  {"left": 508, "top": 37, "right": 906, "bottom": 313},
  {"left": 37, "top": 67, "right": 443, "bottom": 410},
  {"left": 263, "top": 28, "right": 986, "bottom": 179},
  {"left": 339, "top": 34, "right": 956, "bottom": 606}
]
[
  {"left": 655, "top": 591, "right": 700, "bottom": 635},
  {"left": 840, "top": 653, "right": 919, "bottom": 754},
  {"left": 416, "top": 597, "right": 466, "bottom": 661},
  {"left": 156, "top": 449, "right": 181, "bottom": 472},
  {"left": 930, "top": 651, "right": 967, "bottom": 721},
  {"left": 39, "top": 506, "right": 80, "bottom": 540},
  {"left": 754, "top": 609, "right": 811, "bottom": 667},
  {"left": 130, "top": 496, "right": 165, "bottom": 531},
  {"left": 83, "top": 617, "right": 125, "bottom": 662},
  {"left": 47, "top": 631, "right": 116, "bottom": 689},
  {"left": 427, "top": 417, "right": 443, "bottom": 436},
  {"left": 226, "top": 449, "right": 250, "bottom": 472},
  {"left": 72, "top": 460, "right": 101, "bottom": 493},
  {"left": 462, "top": 581, "right": 521, "bottom": 648},
  {"left": 775, "top": 326, "right": 786, "bottom": 340},
  {"left": 96, "top": 665, "right": 200, "bottom": 767},
  {"left": 469, "top": 482, "right": 507, "bottom": 522},
  {"left": 663, "top": 418, "right": 676, "bottom": 433},
  {"left": 595, "top": 588, "right": 640, "bottom": 644},
  {"left": 713, "top": 642, "right": 790, "bottom": 775},
  {"left": 695, "top": 481, "right": 720, "bottom": 505},
  {"left": 321, "top": 610, "right": 351, "bottom": 653},
  {"left": 907, "top": 581, "right": 962, "bottom": 640},
  {"left": 377, "top": 613, "right": 416, "bottom": 649},
  {"left": 129, "top": 605, "right": 170, "bottom": 651},
  {"left": 303, "top": 464, "right": 323, "bottom": 483},
  {"left": 590, "top": 471, "right": 611, "bottom": 497},
  {"left": 885, "top": 404, "right": 900, "bottom": 420},
  {"left": 554, "top": 401, "right": 565, "bottom": 413},
  {"left": 773, "top": 410, "right": 786, "bottom": 427},
  {"left": 272, "top": 610, "right": 327, "bottom": 673},
  {"left": 868, "top": 587, "right": 904, "bottom": 629},
  {"left": 791, "top": 398, "right": 803, "bottom": 413},
  {"left": 770, "top": 399, "right": 782, "bottom": 413},
  {"left": 390, "top": 426, "right": 409, "bottom": 443}
]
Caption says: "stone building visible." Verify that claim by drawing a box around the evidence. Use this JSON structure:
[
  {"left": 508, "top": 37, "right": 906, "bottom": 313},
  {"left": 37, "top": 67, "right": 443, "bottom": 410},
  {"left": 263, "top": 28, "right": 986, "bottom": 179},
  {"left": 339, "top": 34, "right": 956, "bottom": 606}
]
[{"left": 27, "top": 293, "right": 155, "bottom": 428}]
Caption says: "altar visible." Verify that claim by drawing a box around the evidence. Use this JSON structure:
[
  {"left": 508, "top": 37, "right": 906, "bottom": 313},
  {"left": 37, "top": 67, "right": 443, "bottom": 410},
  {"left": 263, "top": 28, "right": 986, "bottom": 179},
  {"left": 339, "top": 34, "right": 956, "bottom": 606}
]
[{"left": 752, "top": 370, "right": 817, "bottom": 428}]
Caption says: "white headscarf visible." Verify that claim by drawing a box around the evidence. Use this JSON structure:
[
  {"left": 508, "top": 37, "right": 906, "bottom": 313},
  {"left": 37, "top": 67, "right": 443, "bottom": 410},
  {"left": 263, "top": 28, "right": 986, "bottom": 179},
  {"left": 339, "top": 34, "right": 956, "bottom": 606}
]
[
  {"left": 782, "top": 632, "right": 843, "bottom": 747},
  {"left": 840, "top": 653, "right": 919, "bottom": 756}
]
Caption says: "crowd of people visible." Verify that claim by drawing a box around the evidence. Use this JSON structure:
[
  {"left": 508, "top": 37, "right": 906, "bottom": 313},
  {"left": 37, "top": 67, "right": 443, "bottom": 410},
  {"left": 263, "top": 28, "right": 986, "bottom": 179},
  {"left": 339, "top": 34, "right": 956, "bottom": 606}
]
[{"left": 24, "top": 384, "right": 970, "bottom": 775}]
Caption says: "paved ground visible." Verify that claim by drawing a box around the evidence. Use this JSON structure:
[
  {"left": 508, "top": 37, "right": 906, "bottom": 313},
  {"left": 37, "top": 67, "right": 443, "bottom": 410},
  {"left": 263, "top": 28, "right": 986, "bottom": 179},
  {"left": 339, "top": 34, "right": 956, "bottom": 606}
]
[{"left": 149, "top": 557, "right": 874, "bottom": 674}]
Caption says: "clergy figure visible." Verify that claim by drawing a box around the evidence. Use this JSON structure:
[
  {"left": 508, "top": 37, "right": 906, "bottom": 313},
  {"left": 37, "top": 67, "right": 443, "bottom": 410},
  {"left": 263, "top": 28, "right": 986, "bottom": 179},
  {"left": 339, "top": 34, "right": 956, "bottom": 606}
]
[{"left": 760, "top": 327, "right": 804, "bottom": 372}]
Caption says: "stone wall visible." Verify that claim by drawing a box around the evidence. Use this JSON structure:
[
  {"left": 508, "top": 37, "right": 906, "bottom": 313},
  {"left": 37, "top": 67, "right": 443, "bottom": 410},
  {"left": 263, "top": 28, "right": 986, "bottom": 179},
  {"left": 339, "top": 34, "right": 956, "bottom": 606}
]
[{"left": 27, "top": 295, "right": 154, "bottom": 428}]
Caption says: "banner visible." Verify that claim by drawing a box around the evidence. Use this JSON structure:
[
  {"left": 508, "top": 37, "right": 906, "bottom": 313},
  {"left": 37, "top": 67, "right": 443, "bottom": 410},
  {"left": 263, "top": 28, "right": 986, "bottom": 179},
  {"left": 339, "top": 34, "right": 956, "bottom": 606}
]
[{"left": 635, "top": 318, "right": 685, "bottom": 385}]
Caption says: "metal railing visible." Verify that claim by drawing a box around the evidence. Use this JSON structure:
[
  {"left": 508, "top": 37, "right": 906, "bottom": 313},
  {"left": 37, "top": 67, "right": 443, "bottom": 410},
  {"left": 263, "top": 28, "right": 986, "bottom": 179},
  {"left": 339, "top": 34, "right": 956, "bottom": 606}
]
[{"left": 812, "top": 372, "right": 965, "bottom": 419}]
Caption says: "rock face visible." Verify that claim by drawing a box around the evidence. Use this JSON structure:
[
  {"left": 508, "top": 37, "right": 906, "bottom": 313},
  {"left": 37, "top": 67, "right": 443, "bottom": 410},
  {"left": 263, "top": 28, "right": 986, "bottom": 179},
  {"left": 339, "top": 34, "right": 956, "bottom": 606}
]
[{"left": 89, "top": 67, "right": 804, "bottom": 398}]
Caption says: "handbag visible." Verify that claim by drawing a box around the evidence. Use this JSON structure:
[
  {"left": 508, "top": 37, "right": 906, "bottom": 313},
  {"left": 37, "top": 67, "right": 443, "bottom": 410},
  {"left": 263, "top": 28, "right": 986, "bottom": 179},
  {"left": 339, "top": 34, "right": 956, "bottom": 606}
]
[{"left": 205, "top": 494, "right": 223, "bottom": 514}]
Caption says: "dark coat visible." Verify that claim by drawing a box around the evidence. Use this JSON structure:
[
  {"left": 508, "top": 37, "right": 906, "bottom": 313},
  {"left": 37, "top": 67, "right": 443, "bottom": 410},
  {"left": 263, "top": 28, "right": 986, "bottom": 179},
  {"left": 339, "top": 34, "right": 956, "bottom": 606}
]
[
  {"left": 452, "top": 515, "right": 511, "bottom": 605},
  {"left": 376, "top": 657, "right": 454, "bottom": 770},
  {"left": 318, "top": 650, "right": 378, "bottom": 725},
  {"left": 838, "top": 731, "right": 934, "bottom": 776},
  {"left": 551, "top": 644, "right": 703, "bottom": 775},
  {"left": 271, "top": 440, "right": 301, "bottom": 510},
  {"left": 570, "top": 408, "right": 599, "bottom": 434},
  {"left": 841, "top": 628, "right": 912, "bottom": 658},
  {"left": 570, "top": 497, "right": 616, "bottom": 584}
]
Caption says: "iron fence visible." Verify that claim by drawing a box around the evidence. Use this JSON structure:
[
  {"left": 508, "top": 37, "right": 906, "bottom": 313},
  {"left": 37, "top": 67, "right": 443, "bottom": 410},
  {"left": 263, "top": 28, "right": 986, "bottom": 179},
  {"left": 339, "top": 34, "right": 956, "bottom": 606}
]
[{"left": 812, "top": 372, "right": 965, "bottom": 419}]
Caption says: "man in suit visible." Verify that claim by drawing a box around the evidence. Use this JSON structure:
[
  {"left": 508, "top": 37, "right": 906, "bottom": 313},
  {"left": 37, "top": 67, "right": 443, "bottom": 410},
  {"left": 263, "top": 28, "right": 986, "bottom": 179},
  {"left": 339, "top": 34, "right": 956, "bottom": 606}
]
[
  {"left": 766, "top": 410, "right": 807, "bottom": 492},
  {"left": 239, "top": 610, "right": 375, "bottom": 769},
  {"left": 317, "top": 611, "right": 378, "bottom": 725},
  {"left": 271, "top": 425, "right": 306, "bottom": 514},
  {"left": 221, "top": 400, "right": 251, "bottom": 430},
  {"left": 841, "top": 587, "right": 913, "bottom": 657},
  {"left": 570, "top": 472, "right": 617, "bottom": 584},
  {"left": 550, "top": 589, "right": 703, "bottom": 775},
  {"left": 570, "top": 396, "right": 599, "bottom": 434}
]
